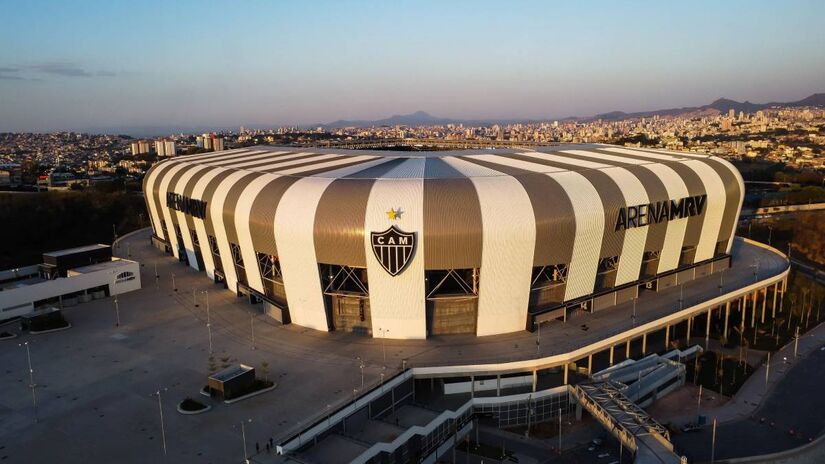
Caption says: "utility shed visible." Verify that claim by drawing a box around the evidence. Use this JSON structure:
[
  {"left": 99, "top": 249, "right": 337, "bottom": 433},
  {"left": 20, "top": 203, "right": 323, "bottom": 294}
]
[{"left": 207, "top": 364, "right": 255, "bottom": 400}]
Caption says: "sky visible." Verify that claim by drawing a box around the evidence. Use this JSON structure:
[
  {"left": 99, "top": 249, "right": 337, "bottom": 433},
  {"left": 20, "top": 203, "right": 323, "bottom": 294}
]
[{"left": 1, "top": 0, "right": 824, "bottom": 134}]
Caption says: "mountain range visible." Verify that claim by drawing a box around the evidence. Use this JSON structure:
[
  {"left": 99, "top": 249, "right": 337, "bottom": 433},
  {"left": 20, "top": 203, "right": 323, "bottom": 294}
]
[{"left": 319, "top": 93, "right": 825, "bottom": 128}]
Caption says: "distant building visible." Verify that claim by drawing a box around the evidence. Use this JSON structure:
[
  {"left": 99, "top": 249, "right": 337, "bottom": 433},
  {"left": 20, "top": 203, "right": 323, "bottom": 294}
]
[
  {"left": 196, "top": 134, "right": 224, "bottom": 152},
  {"left": 155, "top": 140, "right": 176, "bottom": 157},
  {"left": 131, "top": 140, "right": 151, "bottom": 156},
  {"left": 212, "top": 136, "right": 224, "bottom": 151}
]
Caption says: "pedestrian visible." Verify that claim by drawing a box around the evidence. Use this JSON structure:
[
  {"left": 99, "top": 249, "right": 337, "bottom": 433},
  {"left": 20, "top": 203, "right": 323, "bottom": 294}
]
[
  {"left": 266, "top": 443, "right": 271, "bottom": 453},
  {"left": 256, "top": 442, "right": 260, "bottom": 453},
  {"left": 269, "top": 437, "right": 274, "bottom": 448}
]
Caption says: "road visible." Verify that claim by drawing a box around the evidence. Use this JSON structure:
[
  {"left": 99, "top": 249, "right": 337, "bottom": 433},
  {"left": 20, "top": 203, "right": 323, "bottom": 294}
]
[{"left": 672, "top": 345, "right": 825, "bottom": 462}]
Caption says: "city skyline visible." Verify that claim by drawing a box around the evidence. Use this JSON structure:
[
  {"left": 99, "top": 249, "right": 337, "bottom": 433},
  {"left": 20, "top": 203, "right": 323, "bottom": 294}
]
[{"left": 1, "top": 0, "right": 825, "bottom": 133}]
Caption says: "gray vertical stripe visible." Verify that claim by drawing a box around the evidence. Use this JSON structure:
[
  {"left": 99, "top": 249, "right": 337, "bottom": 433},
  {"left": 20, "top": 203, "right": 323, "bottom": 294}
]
[
  {"left": 248, "top": 176, "right": 301, "bottom": 257},
  {"left": 221, "top": 173, "right": 262, "bottom": 247},
  {"left": 313, "top": 178, "right": 374, "bottom": 266},
  {"left": 423, "top": 177, "right": 483, "bottom": 269}
]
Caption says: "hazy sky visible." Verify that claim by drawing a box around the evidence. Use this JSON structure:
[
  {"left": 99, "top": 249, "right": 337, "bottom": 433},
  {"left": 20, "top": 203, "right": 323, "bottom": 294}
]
[{"left": 1, "top": 0, "right": 824, "bottom": 133}]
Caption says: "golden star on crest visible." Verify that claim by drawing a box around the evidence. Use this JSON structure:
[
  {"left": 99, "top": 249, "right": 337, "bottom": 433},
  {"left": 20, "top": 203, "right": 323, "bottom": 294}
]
[{"left": 386, "top": 208, "right": 403, "bottom": 220}]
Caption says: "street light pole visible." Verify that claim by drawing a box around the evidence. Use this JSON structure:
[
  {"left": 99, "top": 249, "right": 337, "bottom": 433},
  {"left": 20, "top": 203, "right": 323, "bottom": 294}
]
[
  {"left": 558, "top": 408, "right": 563, "bottom": 454},
  {"left": 357, "top": 357, "right": 365, "bottom": 390},
  {"left": 711, "top": 418, "right": 717, "bottom": 464},
  {"left": 21, "top": 342, "right": 38, "bottom": 423},
  {"left": 250, "top": 312, "right": 256, "bottom": 350},
  {"left": 171, "top": 273, "right": 177, "bottom": 292},
  {"left": 204, "top": 290, "right": 213, "bottom": 354},
  {"left": 379, "top": 328, "right": 388, "bottom": 363},
  {"left": 154, "top": 388, "right": 168, "bottom": 457},
  {"left": 111, "top": 272, "right": 121, "bottom": 327},
  {"left": 632, "top": 297, "right": 637, "bottom": 326},
  {"left": 240, "top": 419, "right": 251, "bottom": 463},
  {"left": 534, "top": 321, "right": 541, "bottom": 357}
]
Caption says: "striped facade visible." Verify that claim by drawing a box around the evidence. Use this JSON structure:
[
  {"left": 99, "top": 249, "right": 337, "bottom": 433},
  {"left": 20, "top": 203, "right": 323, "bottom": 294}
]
[{"left": 143, "top": 144, "right": 744, "bottom": 339}]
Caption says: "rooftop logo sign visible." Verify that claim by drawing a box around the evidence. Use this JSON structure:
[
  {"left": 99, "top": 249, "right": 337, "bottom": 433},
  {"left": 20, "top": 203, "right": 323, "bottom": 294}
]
[
  {"left": 615, "top": 194, "right": 707, "bottom": 231},
  {"left": 166, "top": 193, "right": 207, "bottom": 219}
]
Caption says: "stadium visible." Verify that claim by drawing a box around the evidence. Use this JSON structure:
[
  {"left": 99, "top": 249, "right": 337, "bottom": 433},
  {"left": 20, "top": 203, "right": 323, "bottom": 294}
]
[{"left": 143, "top": 144, "right": 744, "bottom": 339}]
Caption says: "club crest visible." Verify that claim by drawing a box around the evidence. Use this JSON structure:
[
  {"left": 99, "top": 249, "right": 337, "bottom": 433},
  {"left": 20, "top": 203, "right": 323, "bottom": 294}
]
[{"left": 370, "top": 225, "right": 416, "bottom": 276}]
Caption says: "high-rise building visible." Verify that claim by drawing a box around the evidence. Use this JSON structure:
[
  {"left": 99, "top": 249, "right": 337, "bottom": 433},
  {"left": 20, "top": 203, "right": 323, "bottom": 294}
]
[
  {"left": 212, "top": 136, "right": 224, "bottom": 152},
  {"left": 728, "top": 108, "right": 735, "bottom": 119},
  {"left": 130, "top": 140, "right": 150, "bottom": 156},
  {"left": 155, "top": 140, "right": 176, "bottom": 157}
]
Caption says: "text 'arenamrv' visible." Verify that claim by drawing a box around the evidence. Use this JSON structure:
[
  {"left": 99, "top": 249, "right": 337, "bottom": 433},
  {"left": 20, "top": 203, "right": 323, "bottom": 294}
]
[
  {"left": 615, "top": 194, "right": 707, "bottom": 231},
  {"left": 166, "top": 193, "right": 207, "bottom": 219}
]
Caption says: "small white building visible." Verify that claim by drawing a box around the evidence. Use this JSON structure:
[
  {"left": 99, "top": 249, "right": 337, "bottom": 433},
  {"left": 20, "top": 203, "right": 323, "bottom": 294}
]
[{"left": 0, "top": 246, "right": 141, "bottom": 320}]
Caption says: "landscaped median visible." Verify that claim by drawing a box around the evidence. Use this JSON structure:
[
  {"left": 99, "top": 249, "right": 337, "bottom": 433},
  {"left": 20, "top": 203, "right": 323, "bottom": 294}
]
[{"left": 177, "top": 398, "right": 211, "bottom": 415}]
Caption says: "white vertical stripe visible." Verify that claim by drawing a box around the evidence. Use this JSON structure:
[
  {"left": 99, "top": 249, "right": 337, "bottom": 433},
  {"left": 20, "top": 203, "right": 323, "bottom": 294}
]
[
  {"left": 275, "top": 177, "right": 335, "bottom": 331},
  {"left": 158, "top": 162, "right": 194, "bottom": 258},
  {"left": 519, "top": 151, "right": 608, "bottom": 169},
  {"left": 463, "top": 154, "right": 566, "bottom": 173},
  {"left": 640, "top": 164, "right": 690, "bottom": 273},
  {"left": 456, "top": 155, "right": 605, "bottom": 302},
  {"left": 442, "top": 157, "right": 535, "bottom": 336},
  {"left": 711, "top": 157, "right": 745, "bottom": 254},
  {"left": 602, "top": 146, "right": 691, "bottom": 162},
  {"left": 600, "top": 167, "right": 649, "bottom": 286},
  {"left": 363, "top": 177, "right": 427, "bottom": 339},
  {"left": 310, "top": 157, "right": 392, "bottom": 178},
  {"left": 276, "top": 155, "right": 378, "bottom": 175},
  {"left": 145, "top": 160, "right": 178, "bottom": 240},
  {"left": 209, "top": 171, "right": 255, "bottom": 292},
  {"left": 547, "top": 172, "right": 605, "bottom": 300},
  {"left": 561, "top": 149, "right": 649, "bottom": 165},
  {"left": 171, "top": 165, "right": 210, "bottom": 270},
  {"left": 190, "top": 168, "right": 228, "bottom": 279},
  {"left": 235, "top": 174, "right": 281, "bottom": 293},
  {"left": 682, "top": 160, "right": 727, "bottom": 262}
]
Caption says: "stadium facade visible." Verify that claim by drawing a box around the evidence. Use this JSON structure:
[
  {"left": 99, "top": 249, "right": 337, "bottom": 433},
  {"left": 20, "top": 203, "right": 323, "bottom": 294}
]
[{"left": 143, "top": 145, "right": 743, "bottom": 339}]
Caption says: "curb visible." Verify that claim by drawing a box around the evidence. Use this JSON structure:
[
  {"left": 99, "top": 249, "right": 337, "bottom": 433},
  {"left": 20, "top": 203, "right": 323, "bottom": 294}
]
[
  {"left": 224, "top": 383, "right": 277, "bottom": 404},
  {"left": 30, "top": 323, "right": 73, "bottom": 335}
]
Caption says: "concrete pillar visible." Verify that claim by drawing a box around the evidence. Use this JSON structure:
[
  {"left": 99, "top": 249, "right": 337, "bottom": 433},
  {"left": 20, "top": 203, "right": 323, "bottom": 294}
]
[
  {"left": 772, "top": 282, "right": 778, "bottom": 318},
  {"left": 724, "top": 301, "right": 730, "bottom": 340},
  {"left": 470, "top": 375, "right": 475, "bottom": 399},
  {"left": 686, "top": 317, "right": 692, "bottom": 344},
  {"left": 642, "top": 333, "right": 647, "bottom": 354},
  {"left": 740, "top": 297, "right": 746, "bottom": 334},
  {"left": 588, "top": 354, "right": 593, "bottom": 375},
  {"left": 496, "top": 375, "right": 501, "bottom": 396},
  {"left": 532, "top": 369, "right": 537, "bottom": 392},
  {"left": 609, "top": 346, "right": 614, "bottom": 366},
  {"left": 751, "top": 291, "right": 757, "bottom": 327},
  {"left": 626, "top": 339, "right": 631, "bottom": 359},
  {"left": 705, "top": 308, "right": 712, "bottom": 347},
  {"left": 563, "top": 364, "right": 569, "bottom": 385},
  {"left": 761, "top": 287, "right": 767, "bottom": 323},
  {"left": 665, "top": 324, "right": 670, "bottom": 348}
]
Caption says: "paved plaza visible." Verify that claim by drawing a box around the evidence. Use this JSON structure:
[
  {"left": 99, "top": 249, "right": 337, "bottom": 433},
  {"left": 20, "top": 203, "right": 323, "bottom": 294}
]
[{"left": 0, "top": 228, "right": 789, "bottom": 463}]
